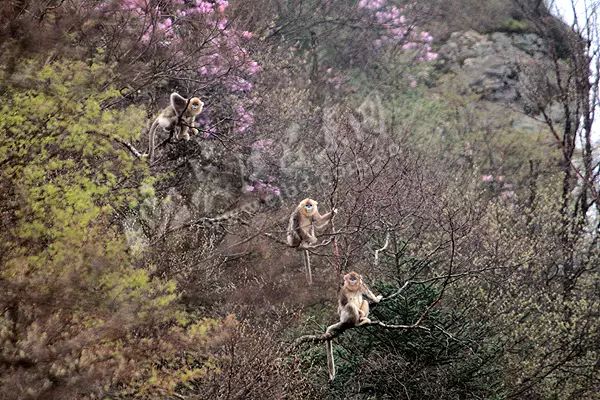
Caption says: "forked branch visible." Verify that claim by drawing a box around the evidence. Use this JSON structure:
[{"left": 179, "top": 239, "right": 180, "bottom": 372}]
[{"left": 292, "top": 318, "right": 430, "bottom": 348}]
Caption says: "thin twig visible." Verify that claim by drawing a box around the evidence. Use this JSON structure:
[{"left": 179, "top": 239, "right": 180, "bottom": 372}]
[{"left": 374, "top": 231, "right": 390, "bottom": 268}]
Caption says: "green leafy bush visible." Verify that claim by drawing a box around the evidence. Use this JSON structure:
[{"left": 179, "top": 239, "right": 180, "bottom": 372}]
[{"left": 0, "top": 59, "right": 223, "bottom": 399}]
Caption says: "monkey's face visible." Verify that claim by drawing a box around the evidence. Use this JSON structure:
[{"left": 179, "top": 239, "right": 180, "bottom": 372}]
[
  {"left": 189, "top": 98, "right": 204, "bottom": 114},
  {"left": 299, "top": 198, "right": 317, "bottom": 217},
  {"left": 343, "top": 272, "right": 362, "bottom": 290}
]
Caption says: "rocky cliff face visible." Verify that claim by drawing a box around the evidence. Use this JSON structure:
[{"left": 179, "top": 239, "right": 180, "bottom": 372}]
[{"left": 438, "top": 30, "right": 562, "bottom": 132}]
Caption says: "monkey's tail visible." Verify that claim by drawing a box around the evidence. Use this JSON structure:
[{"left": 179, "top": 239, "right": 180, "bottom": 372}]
[
  {"left": 147, "top": 120, "right": 159, "bottom": 162},
  {"left": 326, "top": 339, "right": 335, "bottom": 381}
]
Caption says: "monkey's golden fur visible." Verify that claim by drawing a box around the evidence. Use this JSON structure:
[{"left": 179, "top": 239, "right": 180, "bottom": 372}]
[
  {"left": 147, "top": 92, "right": 204, "bottom": 161},
  {"left": 326, "top": 271, "right": 382, "bottom": 381},
  {"left": 286, "top": 198, "right": 336, "bottom": 248}
]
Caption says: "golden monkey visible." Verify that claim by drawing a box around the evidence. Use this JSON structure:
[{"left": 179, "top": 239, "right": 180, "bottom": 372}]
[
  {"left": 286, "top": 198, "right": 337, "bottom": 248},
  {"left": 326, "top": 271, "right": 382, "bottom": 381},
  {"left": 147, "top": 92, "right": 204, "bottom": 161}
]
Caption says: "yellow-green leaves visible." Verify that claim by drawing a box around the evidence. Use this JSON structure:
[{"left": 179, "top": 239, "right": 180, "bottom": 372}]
[{"left": 0, "top": 59, "right": 222, "bottom": 398}]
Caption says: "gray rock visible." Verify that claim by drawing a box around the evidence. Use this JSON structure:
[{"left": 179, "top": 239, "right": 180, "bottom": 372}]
[{"left": 439, "top": 30, "right": 550, "bottom": 105}]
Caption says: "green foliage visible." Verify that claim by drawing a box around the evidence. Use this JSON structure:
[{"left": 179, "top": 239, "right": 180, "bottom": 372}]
[
  {"left": 499, "top": 18, "right": 530, "bottom": 33},
  {"left": 0, "top": 59, "right": 222, "bottom": 399},
  {"left": 297, "top": 281, "right": 506, "bottom": 400},
  {"left": 471, "top": 185, "right": 600, "bottom": 399}
]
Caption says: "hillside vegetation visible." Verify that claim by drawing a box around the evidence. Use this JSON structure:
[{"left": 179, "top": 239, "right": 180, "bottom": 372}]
[{"left": 1, "top": 0, "right": 598, "bottom": 399}]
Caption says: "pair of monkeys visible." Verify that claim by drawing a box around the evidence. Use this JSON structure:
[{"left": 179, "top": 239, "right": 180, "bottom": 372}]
[
  {"left": 146, "top": 92, "right": 204, "bottom": 161},
  {"left": 287, "top": 198, "right": 383, "bottom": 381}
]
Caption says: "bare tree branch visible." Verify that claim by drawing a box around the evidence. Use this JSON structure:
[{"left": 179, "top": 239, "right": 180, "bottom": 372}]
[
  {"left": 374, "top": 231, "right": 390, "bottom": 268},
  {"left": 292, "top": 318, "right": 430, "bottom": 348}
]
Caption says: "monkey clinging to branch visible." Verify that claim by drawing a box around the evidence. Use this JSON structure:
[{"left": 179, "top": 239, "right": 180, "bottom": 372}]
[
  {"left": 326, "top": 271, "right": 382, "bottom": 381},
  {"left": 146, "top": 92, "right": 204, "bottom": 162},
  {"left": 286, "top": 198, "right": 337, "bottom": 248}
]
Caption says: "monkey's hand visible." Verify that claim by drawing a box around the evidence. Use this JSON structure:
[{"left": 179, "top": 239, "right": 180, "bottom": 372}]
[
  {"left": 374, "top": 295, "right": 383, "bottom": 303},
  {"left": 332, "top": 208, "right": 339, "bottom": 214}
]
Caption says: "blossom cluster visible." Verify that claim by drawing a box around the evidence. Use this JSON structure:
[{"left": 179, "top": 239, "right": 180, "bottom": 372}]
[
  {"left": 244, "top": 179, "right": 281, "bottom": 197},
  {"left": 115, "top": 0, "right": 261, "bottom": 138},
  {"left": 357, "top": 0, "right": 437, "bottom": 61}
]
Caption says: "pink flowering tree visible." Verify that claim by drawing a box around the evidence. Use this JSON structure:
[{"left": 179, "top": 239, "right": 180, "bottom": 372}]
[
  {"left": 241, "top": 0, "right": 437, "bottom": 97},
  {"left": 357, "top": 0, "right": 437, "bottom": 61},
  {"left": 82, "top": 0, "right": 275, "bottom": 204},
  {"left": 230, "top": 0, "right": 439, "bottom": 200},
  {"left": 91, "top": 0, "right": 261, "bottom": 147}
]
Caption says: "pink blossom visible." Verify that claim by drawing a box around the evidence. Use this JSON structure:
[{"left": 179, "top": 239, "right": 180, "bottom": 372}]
[
  {"left": 251, "top": 139, "right": 273, "bottom": 150},
  {"left": 358, "top": 0, "right": 436, "bottom": 59},
  {"left": 241, "top": 31, "right": 253, "bottom": 39},
  {"left": 141, "top": 31, "right": 152, "bottom": 44},
  {"left": 245, "top": 60, "right": 262, "bottom": 75},
  {"left": 157, "top": 18, "right": 173, "bottom": 33},
  {"left": 216, "top": 0, "right": 229, "bottom": 13},
  {"left": 122, "top": 0, "right": 144, "bottom": 11},
  {"left": 358, "top": 0, "right": 386, "bottom": 10},
  {"left": 420, "top": 31, "right": 433, "bottom": 43},
  {"left": 228, "top": 77, "right": 253, "bottom": 92},
  {"left": 234, "top": 105, "right": 254, "bottom": 134},
  {"left": 246, "top": 180, "right": 281, "bottom": 197},
  {"left": 481, "top": 175, "right": 494, "bottom": 182},
  {"left": 500, "top": 191, "right": 516, "bottom": 200},
  {"left": 193, "top": 1, "right": 214, "bottom": 14},
  {"left": 424, "top": 51, "right": 438, "bottom": 61}
]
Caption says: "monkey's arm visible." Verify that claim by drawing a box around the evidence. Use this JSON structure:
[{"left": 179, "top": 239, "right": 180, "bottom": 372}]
[
  {"left": 362, "top": 285, "right": 383, "bottom": 303},
  {"left": 314, "top": 208, "right": 337, "bottom": 231}
]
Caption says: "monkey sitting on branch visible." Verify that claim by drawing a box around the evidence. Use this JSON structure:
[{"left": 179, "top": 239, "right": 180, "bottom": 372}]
[
  {"left": 286, "top": 198, "right": 337, "bottom": 248},
  {"left": 146, "top": 92, "right": 204, "bottom": 162},
  {"left": 286, "top": 198, "right": 337, "bottom": 284},
  {"left": 291, "top": 269, "right": 433, "bottom": 380},
  {"left": 325, "top": 271, "right": 382, "bottom": 381}
]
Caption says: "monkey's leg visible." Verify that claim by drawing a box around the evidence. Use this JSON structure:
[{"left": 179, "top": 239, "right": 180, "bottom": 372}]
[
  {"left": 300, "top": 231, "right": 318, "bottom": 245},
  {"left": 298, "top": 222, "right": 317, "bottom": 246},
  {"left": 180, "top": 125, "right": 191, "bottom": 141},
  {"left": 359, "top": 299, "right": 370, "bottom": 320},
  {"left": 286, "top": 234, "right": 298, "bottom": 247},
  {"left": 302, "top": 249, "right": 312, "bottom": 285},
  {"left": 308, "top": 225, "right": 318, "bottom": 244}
]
